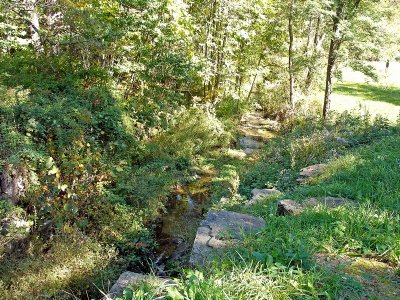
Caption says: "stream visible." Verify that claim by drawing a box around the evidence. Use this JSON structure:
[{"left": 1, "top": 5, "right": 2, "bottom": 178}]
[
  {"left": 152, "top": 112, "right": 274, "bottom": 274},
  {"left": 153, "top": 173, "right": 214, "bottom": 274}
]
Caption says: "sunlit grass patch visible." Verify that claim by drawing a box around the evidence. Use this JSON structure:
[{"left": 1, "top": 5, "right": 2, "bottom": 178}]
[
  {"left": 0, "top": 232, "right": 119, "bottom": 299},
  {"left": 335, "top": 82, "right": 400, "bottom": 106}
]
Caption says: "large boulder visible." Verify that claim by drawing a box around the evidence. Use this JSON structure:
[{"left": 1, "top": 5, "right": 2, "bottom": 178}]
[
  {"left": 189, "top": 210, "right": 265, "bottom": 265},
  {"left": 246, "top": 188, "right": 281, "bottom": 206}
]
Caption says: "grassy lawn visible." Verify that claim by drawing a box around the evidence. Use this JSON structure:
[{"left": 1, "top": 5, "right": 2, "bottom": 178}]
[
  {"left": 328, "top": 82, "right": 400, "bottom": 122},
  {"left": 335, "top": 82, "right": 400, "bottom": 106}
]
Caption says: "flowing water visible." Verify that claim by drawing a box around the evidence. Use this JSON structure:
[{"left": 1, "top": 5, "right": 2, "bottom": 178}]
[{"left": 153, "top": 173, "right": 214, "bottom": 273}]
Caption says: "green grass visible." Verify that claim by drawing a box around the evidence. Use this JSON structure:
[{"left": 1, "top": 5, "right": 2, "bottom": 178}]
[{"left": 335, "top": 82, "right": 400, "bottom": 106}]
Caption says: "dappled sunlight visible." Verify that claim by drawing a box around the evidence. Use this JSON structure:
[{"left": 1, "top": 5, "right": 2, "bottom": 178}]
[
  {"left": 315, "top": 253, "right": 400, "bottom": 299},
  {"left": 330, "top": 93, "right": 400, "bottom": 122},
  {"left": 307, "top": 154, "right": 364, "bottom": 184},
  {"left": 335, "top": 83, "right": 400, "bottom": 105},
  {"left": 239, "top": 127, "right": 277, "bottom": 140}
]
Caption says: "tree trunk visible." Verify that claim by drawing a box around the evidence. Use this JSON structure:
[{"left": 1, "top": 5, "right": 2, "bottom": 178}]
[
  {"left": 323, "top": 10, "right": 342, "bottom": 119},
  {"left": 246, "top": 51, "right": 263, "bottom": 102},
  {"left": 212, "top": 22, "right": 228, "bottom": 102},
  {"left": 323, "top": 0, "right": 362, "bottom": 118},
  {"left": 27, "top": 0, "right": 42, "bottom": 52},
  {"left": 288, "top": 0, "right": 295, "bottom": 109},
  {"left": 304, "top": 16, "right": 322, "bottom": 93},
  {"left": 304, "top": 17, "right": 313, "bottom": 55},
  {"left": 204, "top": 0, "right": 217, "bottom": 98}
]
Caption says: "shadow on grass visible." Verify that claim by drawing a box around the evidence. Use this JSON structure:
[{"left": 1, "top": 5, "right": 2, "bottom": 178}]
[{"left": 335, "top": 82, "right": 400, "bottom": 106}]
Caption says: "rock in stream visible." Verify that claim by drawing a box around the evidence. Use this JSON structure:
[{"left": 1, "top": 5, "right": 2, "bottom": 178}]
[{"left": 189, "top": 210, "right": 265, "bottom": 266}]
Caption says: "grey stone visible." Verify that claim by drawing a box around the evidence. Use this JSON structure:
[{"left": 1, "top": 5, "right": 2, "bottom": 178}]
[
  {"left": 304, "top": 197, "right": 355, "bottom": 208},
  {"left": 240, "top": 112, "right": 277, "bottom": 129},
  {"left": 238, "top": 136, "right": 262, "bottom": 149},
  {"left": 336, "top": 137, "right": 350, "bottom": 145},
  {"left": 243, "top": 148, "right": 255, "bottom": 155},
  {"left": 277, "top": 197, "right": 355, "bottom": 217},
  {"left": 105, "top": 272, "right": 173, "bottom": 299},
  {"left": 297, "top": 164, "right": 327, "bottom": 183},
  {"left": 189, "top": 210, "right": 265, "bottom": 265},
  {"left": 277, "top": 200, "right": 304, "bottom": 216},
  {"left": 246, "top": 188, "right": 281, "bottom": 206}
]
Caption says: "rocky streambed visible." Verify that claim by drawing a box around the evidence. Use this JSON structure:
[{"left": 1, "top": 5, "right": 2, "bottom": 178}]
[{"left": 152, "top": 171, "right": 215, "bottom": 274}]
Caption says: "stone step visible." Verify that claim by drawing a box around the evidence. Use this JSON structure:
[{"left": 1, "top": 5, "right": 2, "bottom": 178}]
[
  {"left": 104, "top": 272, "right": 175, "bottom": 299},
  {"left": 277, "top": 197, "right": 355, "bottom": 216},
  {"left": 245, "top": 188, "right": 281, "bottom": 206},
  {"left": 239, "top": 127, "right": 276, "bottom": 141},
  {"left": 189, "top": 210, "right": 265, "bottom": 265},
  {"left": 297, "top": 164, "right": 327, "bottom": 183}
]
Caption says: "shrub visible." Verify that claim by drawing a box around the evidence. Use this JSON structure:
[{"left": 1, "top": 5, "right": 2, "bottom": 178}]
[{"left": 146, "top": 107, "right": 231, "bottom": 161}]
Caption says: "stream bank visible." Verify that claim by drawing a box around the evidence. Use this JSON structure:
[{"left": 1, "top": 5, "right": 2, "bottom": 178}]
[{"left": 152, "top": 112, "right": 277, "bottom": 274}]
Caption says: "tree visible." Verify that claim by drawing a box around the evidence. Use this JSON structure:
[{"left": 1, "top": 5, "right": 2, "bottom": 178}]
[
  {"left": 322, "top": 0, "right": 372, "bottom": 118},
  {"left": 288, "top": 0, "right": 295, "bottom": 109}
]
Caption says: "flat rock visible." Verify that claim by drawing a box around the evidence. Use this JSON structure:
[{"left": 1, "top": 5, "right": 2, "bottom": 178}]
[
  {"left": 189, "top": 210, "right": 265, "bottom": 265},
  {"left": 304, "top": 196, "right": 355, "bottom": 208},
  {"left": 277, "top": 197, "right": 355, "bottom": 216},
  {"left": 277, "top": 199, "right": 304, "bottom": 216},
  {"left": 297, "top": 164, "right": 327, "bottom": 183},
  {"left": 225, "top": 149, "right": 247, "bottom": 160},
  {"left": 243, "top": 148, "right": 255, "bottom": 155},
  {"left": 238, "top": 136, "right": 263, "bottom": 149},
  {"left": 105, "top": 272, "right": 173, "bottom": 299},
  {"left": 246, "top": 188, "right": 281, "bottom": 206},
  {"left": 240, "top": 113, "right": 279, "bottom": 130},
  {"left": 239, "top": 127, "right": 276, "bottom": 141}
]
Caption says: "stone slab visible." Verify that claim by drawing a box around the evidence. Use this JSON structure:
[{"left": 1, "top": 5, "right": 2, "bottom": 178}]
[
  {"left": 105, "top": 272, "right": 173, "bottom": 299},
  {"left": 297, "top": 164, "right": 327, "bottom": 183},
  {"left": 246, "top": 188, "right": 281, "bottom": 206},
  {"left": 277, "top": 197, "right": 355, "bottom": 216},
  {"left": 189, "top": 210, "right": 265, "bottom": 265}
]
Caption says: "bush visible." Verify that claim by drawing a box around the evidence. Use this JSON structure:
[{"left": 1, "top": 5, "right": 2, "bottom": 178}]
[
  {"left": 252, "top": 82, "right": 291, "bottom": 120},
  {"left": 146, "top": 107, "right": 231, "bottom": 161},
  {"left": 216, "top": 95, "right": 251, "bottom": 120}
]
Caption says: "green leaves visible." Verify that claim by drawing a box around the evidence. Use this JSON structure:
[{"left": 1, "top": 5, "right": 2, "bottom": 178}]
[{"left": 252, "top": 251, "right": 274, "bottom": 265}]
